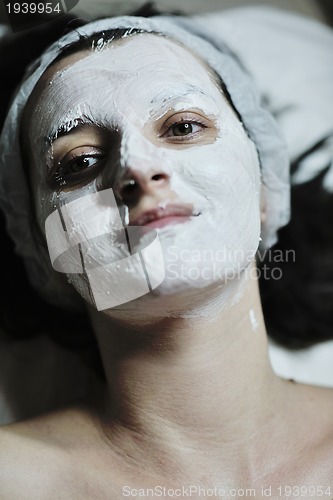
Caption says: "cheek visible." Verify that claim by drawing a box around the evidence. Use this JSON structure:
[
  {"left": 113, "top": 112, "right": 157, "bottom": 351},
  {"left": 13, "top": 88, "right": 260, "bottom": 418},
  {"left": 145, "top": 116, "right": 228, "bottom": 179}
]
[
  {"left": 33, "top": 181, "right": 62, "bottom": 242},
  {"left": 28, "top": 127, "right": 61, "bottom": 232},
  {"left": 29, "top": 160, "right": 51, "bottom": 234},
  {"left": 164, "top": 127, "right": 261, "bottom": 221}
]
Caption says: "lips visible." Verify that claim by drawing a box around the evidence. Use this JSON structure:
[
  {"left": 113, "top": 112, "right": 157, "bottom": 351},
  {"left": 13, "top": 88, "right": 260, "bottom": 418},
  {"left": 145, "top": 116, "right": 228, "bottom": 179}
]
[{"left": 129, "top": 204, "right": 195, "bottom": 228}]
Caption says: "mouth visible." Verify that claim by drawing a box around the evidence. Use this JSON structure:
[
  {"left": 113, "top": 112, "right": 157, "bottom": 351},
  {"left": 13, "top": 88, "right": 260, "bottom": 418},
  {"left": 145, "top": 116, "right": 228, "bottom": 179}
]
[{"left": 129, "top": 204, "right": 196, "bottom": 229}]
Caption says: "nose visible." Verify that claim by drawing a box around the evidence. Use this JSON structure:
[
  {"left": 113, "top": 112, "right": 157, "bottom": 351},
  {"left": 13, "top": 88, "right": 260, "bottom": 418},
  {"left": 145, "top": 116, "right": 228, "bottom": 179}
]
[{"left": 116, "top": 167, "right": 171, "bottom": 207}]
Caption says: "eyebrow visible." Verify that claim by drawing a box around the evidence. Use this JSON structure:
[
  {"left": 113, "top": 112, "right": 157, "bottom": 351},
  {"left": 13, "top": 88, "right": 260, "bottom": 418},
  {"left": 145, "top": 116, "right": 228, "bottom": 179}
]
[
  {"left": 148, "top": 88, "right": 220, "bottom": 124},
  {"left": 47, "top": 116, "right": 96, "bottom": 144},
  {"left": 150, "top": 85, "right": 212, "bottom": 106}
]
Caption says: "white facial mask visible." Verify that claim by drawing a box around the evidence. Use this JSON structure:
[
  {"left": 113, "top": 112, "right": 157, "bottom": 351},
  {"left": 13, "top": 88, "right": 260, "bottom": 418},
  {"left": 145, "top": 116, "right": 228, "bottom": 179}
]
[{"left": 28, "top": 34, "right": 261, "bottom": 319}]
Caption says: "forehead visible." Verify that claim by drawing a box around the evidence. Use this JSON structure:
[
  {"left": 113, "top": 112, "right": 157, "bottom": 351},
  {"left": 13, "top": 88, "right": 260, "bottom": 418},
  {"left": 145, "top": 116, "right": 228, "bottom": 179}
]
[
  {"left": 28, "top": 33, "right": 224, "bottom": 125},
  {"left": 42, "top": 33, "right": 221, "bottom": 90},
  {"left": 22, "top": 33, "right": 234, "bottom": 158}
]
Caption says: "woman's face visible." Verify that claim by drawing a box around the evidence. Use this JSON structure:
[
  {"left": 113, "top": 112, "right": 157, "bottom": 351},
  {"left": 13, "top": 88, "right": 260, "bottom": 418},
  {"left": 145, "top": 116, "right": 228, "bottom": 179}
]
[{"left": 25, "top": 33, "right": 261, "bottom": 316}]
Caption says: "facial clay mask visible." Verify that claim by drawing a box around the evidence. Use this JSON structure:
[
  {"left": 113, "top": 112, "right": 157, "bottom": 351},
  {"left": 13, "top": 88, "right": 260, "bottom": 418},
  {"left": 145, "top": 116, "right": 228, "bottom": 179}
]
[{"left": 28, "top": 34, "right": 261, "bottom": 318}]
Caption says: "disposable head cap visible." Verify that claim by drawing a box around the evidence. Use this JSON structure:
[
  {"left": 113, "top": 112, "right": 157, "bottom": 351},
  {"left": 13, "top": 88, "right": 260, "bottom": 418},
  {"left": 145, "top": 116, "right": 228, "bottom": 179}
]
[{"left": 0, "top": 15, "right": 290, "bottom": 308}]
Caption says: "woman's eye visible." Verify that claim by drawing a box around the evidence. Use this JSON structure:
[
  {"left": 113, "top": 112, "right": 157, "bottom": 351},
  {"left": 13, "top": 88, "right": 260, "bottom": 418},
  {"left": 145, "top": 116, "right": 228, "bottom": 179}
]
[
  {"left": 164, "top": 120, "right": 206, "bottom": 139},
  {"left": 50, "top": 151, "right": 106, "bottom": 189},
  {"left": 65, "top": 155, "right": 101, "bottom": 174}
]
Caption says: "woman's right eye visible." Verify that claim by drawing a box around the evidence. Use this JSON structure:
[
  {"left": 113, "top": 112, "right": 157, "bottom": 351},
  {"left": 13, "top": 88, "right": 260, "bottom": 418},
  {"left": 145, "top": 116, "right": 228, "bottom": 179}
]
[
  {"left": 64, "top": 155, "right": 102, "bottom": 174},
  {"left": 49, "top": 148, "right": 106, "bottom": 189}
]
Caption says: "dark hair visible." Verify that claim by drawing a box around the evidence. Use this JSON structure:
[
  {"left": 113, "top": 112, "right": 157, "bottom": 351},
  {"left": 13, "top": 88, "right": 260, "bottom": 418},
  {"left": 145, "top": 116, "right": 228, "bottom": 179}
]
[
  {"left": 0, "top": 5, "right": 332, "bottom": 385},
  {"left": 260, "top": 165, "right": 333, "bottom": 349}
]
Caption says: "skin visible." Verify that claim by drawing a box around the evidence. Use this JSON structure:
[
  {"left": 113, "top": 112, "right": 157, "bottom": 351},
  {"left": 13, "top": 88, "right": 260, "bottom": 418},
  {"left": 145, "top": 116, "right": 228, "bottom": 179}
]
[{"left": 1, "top": 34, "right": 333, "bottom": 499}]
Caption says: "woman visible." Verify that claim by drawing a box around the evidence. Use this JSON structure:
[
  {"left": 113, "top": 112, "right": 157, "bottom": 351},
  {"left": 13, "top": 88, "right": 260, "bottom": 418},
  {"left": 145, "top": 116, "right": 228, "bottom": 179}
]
[{"left": 0, "top": 11, "right": 333, "bottom": 497}]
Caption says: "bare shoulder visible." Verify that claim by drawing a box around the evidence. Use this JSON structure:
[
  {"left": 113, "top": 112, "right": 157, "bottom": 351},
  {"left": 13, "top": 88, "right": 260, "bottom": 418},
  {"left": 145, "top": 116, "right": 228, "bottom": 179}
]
[
  {"left": 0, "top": 406, "right": 102, "bottom": 499},
  {"left": 289, "top": 382, "right": 333, "bottom": 479},
  {"left": 0, "top": 422, "right": 58, "bottom": 499},
  {"left": 298, "top": 383, "right": 333, "bottom": 423}
]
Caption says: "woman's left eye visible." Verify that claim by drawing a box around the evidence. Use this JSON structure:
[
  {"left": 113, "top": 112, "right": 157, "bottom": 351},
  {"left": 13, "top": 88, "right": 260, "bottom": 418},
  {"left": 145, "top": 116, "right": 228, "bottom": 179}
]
[{"left": 167, "top": 122, "right": 204, "bottom": 137}]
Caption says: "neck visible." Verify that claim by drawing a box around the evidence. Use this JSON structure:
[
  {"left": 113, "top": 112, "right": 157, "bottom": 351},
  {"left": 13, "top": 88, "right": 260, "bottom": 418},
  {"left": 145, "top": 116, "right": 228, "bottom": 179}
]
[{"left": 88, "top": 262, "right": 285, "bottom": 482}]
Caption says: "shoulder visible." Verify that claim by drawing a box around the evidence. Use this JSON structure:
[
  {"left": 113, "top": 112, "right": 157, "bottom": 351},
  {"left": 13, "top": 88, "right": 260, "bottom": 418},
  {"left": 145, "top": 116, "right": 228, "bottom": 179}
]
[
  {"left": 290, "top": 383, "right": 333, "bottom": 478},
  {"left": 0, "top": 407, "right": 100, "bottom": 499},
  {"left": 0, "top": 422, "right": 65, "bottom": 499}
]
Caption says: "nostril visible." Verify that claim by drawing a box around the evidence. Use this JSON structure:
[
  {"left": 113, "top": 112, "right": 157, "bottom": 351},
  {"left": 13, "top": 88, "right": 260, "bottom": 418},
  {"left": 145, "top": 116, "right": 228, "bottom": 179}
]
[
  {"left": 151, "top": 174, "right": 167, "bottom": 181},
  {"left": 122, "top": 179, "right": 137, "bottom": 192},
  {"left": 117, "top": 179, "right": 139, "bottom": 204}
]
